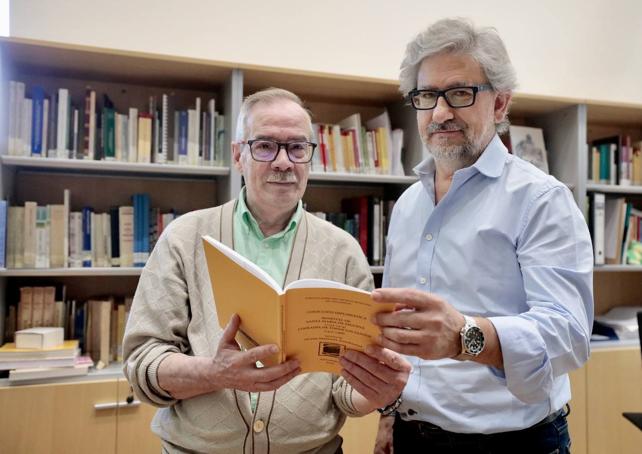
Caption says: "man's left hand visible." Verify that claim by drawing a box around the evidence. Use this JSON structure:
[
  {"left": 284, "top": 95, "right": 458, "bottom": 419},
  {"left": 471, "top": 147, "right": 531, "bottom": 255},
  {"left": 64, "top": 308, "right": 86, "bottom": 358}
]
[{"left": 340, "top": 345, "right": 411, "bottom": 410}]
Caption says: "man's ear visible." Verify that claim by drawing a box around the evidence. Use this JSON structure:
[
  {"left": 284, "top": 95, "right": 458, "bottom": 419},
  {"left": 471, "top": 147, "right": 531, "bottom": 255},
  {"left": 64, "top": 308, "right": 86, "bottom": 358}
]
[
  {"left": 232, "top": 142, "right": 244, "bottom": 173},
  {"left": 493, "top": 91, "right": 512, "bottom": 124}
]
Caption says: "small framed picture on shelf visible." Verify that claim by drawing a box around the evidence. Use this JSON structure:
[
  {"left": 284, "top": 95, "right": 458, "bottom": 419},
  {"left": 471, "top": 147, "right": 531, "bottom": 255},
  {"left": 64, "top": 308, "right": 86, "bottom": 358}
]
[{"left": 508, "top": 125, "right": 549, "bottom": 174}]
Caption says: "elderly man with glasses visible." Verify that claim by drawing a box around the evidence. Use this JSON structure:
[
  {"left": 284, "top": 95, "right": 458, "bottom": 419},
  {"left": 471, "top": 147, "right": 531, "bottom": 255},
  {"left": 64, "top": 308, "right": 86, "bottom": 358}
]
[
  {"left": 123, "top": 87, "right": 410, "bottom": 454},
  {"left": 371, "top": 18, "right": 594, "bottom": 454}
]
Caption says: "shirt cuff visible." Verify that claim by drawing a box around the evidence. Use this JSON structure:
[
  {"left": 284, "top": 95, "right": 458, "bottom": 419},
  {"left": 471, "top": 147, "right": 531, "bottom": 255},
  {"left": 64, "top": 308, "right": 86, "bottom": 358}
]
[
  {"left": 146, "top": 351, "right": 177, "bottom": 400},
  {"left": 488, "top": 316, "right": 553, "bottom": 404}
]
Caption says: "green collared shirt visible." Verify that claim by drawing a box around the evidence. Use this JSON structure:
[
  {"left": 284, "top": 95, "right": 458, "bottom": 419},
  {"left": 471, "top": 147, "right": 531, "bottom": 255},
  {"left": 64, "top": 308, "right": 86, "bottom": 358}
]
[
  {"left": 233, "top": 187, "right": 303, "bottom": 288},
  {"left": 233, "top": 187, "right": 303, "bottom": 413}
]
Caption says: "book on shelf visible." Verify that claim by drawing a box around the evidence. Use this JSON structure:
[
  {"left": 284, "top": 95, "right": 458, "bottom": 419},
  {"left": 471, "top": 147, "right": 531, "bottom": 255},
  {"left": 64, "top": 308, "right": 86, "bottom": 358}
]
[
  {"left": 202, "top": 235, "right": 394, "bottom": 374},
  {"left": 15, "top": 327, "right": 64, "bottom": 349},
  {"left": 0, "top": 339, "right": 79, "bottom": 370},
  {"left": 8, "top": 355, "right": 94, "bottom": 383}
]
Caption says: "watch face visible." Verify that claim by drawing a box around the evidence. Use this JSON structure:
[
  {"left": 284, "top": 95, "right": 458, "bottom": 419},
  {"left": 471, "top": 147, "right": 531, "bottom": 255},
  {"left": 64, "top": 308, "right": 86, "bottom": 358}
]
[{"left": 464, "top": 327, "right": 485, "bottom": 355}]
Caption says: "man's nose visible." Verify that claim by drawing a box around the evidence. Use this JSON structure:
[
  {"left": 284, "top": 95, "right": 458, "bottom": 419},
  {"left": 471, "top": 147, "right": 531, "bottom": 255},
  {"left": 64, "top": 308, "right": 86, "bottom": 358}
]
[
  {"left": 431, "top": 96, "right": 454, "bottom": 123},
  {"left": 272, "top": 145, "right": 293, "bottom": 170}
]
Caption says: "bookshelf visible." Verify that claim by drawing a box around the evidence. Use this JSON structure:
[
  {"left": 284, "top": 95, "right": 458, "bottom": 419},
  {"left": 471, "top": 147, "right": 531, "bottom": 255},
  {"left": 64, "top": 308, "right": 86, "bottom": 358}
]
[{"left": 0, "top": 35, "right": 641, "bottom": 454}]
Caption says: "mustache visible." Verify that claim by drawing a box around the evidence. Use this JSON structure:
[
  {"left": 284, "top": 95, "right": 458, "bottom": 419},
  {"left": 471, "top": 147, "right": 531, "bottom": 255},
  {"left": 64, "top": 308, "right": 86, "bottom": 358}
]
[
  {"left": 266, "top": 171, "right": 297, "bottom": 183},
  {"left": 427, "top": 121, "right": 466, "bottom": 133}
]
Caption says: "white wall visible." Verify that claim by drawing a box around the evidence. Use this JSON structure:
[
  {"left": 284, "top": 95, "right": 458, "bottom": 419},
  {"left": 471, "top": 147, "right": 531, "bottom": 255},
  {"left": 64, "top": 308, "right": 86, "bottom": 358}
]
[{"left": 8, "top": 0, "right": 642, "bottom": 104}]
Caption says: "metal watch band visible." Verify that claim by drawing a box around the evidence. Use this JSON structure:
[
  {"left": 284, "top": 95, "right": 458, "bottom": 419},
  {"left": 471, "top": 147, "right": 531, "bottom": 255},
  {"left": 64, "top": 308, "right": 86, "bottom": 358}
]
[{"left": 377, "top": 395, "right": 402, "bottom": 416}]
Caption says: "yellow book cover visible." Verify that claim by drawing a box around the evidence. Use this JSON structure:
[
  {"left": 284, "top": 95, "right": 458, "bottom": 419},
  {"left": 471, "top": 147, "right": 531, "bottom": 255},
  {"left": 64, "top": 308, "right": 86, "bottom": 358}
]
[{"left": 202, "top": 235, "right": 393, "bottom": 374}]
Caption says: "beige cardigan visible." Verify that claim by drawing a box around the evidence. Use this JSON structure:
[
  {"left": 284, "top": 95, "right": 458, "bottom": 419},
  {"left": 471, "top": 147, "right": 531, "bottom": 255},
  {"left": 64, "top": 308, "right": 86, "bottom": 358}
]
[{"left": 123, "top": 200, "right": 375, "bottom": 454}]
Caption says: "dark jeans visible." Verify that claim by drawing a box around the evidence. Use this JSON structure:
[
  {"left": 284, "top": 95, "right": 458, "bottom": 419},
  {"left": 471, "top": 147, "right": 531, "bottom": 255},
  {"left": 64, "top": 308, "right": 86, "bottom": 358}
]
[{"left": 393, "top": 409, "right": 571, "bottom": 454}]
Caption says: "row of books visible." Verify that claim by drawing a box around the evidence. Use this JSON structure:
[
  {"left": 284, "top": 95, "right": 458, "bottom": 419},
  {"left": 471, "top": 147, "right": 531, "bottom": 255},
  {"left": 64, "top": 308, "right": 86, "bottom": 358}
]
[
  {"left": 4, "top": 191, "right": 177, "bottom": 269},
  {"left": 310, "top": 196, "right": 395, "bottom": 266},
  {"left": 590, "top": 193, "right": 642, "bottom": 265},
  {"left": 7, "top": 81, "right": 226, "bottom": 167},
  {"left": 310, "top": 111, "right": 404, "bottom": 176},
  {"left": 4, "top": 293, "right": 133, "bottom": 367},
  {"left": 587, "top": 135, "right": 642, "bottom": 185}
]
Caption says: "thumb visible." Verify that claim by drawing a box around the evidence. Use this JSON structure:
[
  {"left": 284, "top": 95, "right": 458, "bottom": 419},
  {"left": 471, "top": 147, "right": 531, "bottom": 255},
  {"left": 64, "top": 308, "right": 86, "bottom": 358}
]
[{"left": 220, "top": 313, "right": 241, "bottom": 345}]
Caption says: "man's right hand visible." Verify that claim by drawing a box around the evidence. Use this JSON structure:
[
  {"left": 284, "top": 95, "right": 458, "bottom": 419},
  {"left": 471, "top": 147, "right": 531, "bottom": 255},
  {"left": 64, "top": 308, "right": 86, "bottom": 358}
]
[
  {"left": 210, "top": 313, "right": 301, "bottom": 392},
  {"left": 157, "top": 314, "right": 300, "bottom": 399}
]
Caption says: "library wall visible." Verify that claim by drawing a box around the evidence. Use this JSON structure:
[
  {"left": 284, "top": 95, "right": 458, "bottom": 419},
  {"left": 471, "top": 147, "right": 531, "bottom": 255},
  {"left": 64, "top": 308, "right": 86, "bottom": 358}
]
[{"left": 7, "top": 0, "right": 642, "bottom": 104}]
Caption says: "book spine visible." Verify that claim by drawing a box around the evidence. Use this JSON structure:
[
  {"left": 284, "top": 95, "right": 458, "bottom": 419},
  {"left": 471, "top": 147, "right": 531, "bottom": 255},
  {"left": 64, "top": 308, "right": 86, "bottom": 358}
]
[
  {"left": 57, "top": 88, "right": 69, "bottom": 157},
  {"left": 82, "top": 207, "right": 93, "bottom": 267},
  {"left": 0, "top": 200, "right": 6, "bottom": 269},
  {"left": 31, "top": 86, "right": 45, "bottom": 156},
  {"left": 592, "top": 193, "right": 605, "bottom": 265}
]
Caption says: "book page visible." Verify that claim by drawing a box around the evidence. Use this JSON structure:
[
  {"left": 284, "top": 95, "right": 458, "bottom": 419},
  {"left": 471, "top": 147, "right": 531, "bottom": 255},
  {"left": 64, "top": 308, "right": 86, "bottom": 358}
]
[
  {"left": 202, "top": 236, "right": 283, "bottom": 366},
  {"left": 285, "top": 278, "right": 369, "bottom": 293},
  {"left": 283, "top": 287, "right": 394, "bottom": 373}
]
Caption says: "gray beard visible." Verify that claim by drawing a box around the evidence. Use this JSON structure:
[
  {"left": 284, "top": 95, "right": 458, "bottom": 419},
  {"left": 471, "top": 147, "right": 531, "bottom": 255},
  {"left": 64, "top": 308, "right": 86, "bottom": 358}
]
[{"left": 424, "top": 122, "right": 485, "bottom": 170}]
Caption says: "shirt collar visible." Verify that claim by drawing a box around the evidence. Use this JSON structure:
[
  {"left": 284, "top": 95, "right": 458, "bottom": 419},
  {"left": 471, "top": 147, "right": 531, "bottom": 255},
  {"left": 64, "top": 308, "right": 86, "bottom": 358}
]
[
  {"left": 236, "top": 186, "right": 303, "bottom": 240},
  {"left": 413, "top": 133, "right": 508, "bottom": 180}
]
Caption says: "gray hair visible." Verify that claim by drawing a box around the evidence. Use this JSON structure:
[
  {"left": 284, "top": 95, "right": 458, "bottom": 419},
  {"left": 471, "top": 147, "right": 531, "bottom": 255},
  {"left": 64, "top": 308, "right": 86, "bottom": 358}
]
[
  {"left": 399, "top": 18, "right": 517, "bottom": 133},
  {"left": 234, "top": 87, "right": 313, "bottom": 142}
]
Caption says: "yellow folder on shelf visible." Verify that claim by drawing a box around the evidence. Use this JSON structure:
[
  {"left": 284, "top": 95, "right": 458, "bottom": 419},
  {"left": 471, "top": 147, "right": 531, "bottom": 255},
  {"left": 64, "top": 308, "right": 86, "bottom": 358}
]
[{"left": 202, "top": 235, "right": 393, "bottom": 374}]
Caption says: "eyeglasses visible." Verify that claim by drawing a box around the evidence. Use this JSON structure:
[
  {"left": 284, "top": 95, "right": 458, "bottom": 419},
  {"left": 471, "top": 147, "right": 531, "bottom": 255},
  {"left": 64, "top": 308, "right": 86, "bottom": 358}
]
[
  {"left": 407, "top": 84, "right": 493, "bottom": 110},
  {"left": 244, "top": 139, "right": 317, "bottom": 163}
]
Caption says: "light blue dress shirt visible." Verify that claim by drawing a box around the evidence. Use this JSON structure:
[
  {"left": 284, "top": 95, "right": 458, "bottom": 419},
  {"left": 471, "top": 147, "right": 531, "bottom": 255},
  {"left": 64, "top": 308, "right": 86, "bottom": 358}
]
[{"left": 383, "top": 135, "right": 594, "bottom": 434}]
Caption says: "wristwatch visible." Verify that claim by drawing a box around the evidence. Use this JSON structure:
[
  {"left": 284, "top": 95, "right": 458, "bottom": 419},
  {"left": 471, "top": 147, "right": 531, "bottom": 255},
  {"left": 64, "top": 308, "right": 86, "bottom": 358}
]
[
  {"left": 456, "top": 315, "right": 485, "bottom": 359},
  {"left": 377, "top": 395, "right": 402, "bottom": 416}
]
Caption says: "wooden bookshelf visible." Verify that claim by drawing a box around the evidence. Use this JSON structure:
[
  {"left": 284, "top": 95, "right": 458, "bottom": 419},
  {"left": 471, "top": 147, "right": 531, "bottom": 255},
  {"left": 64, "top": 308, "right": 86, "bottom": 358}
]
[
  {"left": 1, "top": 155, "right": 230, "bottom": 178},
  {"left": 1, "top": 34, "right": 642, "bottom": 454},
  {"left": 586, "top": 183, "right": 642, "bottom": 195},
  {"left": 0, "top": 267, "right": 143, "bottom": 277}
]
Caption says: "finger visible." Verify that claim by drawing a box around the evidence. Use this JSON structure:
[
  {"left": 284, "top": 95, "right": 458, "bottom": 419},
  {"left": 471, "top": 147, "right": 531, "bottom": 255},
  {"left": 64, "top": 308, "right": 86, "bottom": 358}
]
[
  {"left": 238, "top": 344, "right": 281, "bottom": 366},
  {"left": 374, "top": 310, "right": 423, "bottom": 329},
  {"left": 249, "top": 359, "right": 300, "bottom": 383},
  {"left": 220, "top": 313, "right": 241, "bottom": 344},
  {"left": 251, "top": 366, "right": 301, "bottom": 392},
  {"left": 380, "top": 327, "right": 422, "bottom": 345},
  {"left": 372, "top": 288, "right": 441, "bottom": 309},
  {"left": 377, "top": 334, "right": 424, "bottom": 357},
  {"left": 341, "top": 354, "right": 386, "bottom": 389},
  {"left": 342, "top": 350, "right": 407, "bottom": 387},
  {"left": 363, "top": 345, "right": 412, "bottom": 373},
  {"left": 341, "top": 368, "right": 379, "bottom": 402},
  {"left": 342, "top": 350, "right": 384, "bottom": 377}
]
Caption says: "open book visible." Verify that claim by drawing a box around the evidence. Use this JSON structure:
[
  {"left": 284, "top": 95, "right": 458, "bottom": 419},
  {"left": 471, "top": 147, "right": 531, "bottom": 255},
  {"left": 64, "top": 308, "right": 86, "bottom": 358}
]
[{"left": 202, "top": 235, "right": 393, "bottom": 374}]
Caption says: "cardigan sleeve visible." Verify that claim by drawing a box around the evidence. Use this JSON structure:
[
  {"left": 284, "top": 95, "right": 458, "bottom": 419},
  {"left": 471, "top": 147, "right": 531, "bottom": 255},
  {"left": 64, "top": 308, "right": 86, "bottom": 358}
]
[{"left": 122, "top": 222, "right": 191, "bottom": 407}]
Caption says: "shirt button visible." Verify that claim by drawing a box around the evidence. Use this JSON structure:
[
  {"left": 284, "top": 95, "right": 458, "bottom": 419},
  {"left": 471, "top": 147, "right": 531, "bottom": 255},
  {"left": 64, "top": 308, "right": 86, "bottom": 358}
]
[
  {"left": 253, "top": 419, "right": 265, "bottom": 433},
  {"left": 425, "top": 233, "right": 433, "bottom": 241},
  {"left": 419, "top": 277, "right": 427, "bottom": 285}
]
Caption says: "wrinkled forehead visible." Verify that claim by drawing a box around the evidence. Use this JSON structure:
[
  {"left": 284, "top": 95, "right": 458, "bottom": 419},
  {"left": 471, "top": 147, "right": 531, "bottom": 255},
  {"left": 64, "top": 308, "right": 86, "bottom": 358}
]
[
  {"left": 247, "top": 100, "right": 312, "bottom": 139},
  {"left": 417, "top": 52, "right": 486, "bottom": 89}
]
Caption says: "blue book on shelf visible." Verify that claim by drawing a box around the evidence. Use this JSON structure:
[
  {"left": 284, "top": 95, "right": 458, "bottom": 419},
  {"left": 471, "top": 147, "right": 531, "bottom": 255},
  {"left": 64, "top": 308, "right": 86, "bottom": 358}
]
[
  {"left": 31, "top": 86, "right": 46, "bottom": 156},
  {"left": 74, "top": 303, "right": 87, "bottom": 352},
  {"left": 179, "top": 111, "right": 188, "bottom": 159},
  {"left": 82, "top": 207, "right": 93, "bottom": 267},
  {"left": 0, "top": 200, "right": 6, "bottom": 268}
]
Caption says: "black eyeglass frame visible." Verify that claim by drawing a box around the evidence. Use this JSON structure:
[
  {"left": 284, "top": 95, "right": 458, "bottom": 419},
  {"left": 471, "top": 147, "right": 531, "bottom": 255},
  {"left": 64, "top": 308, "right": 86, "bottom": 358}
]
[
  {"left": 243, "top": 139, "right": 317, "bottom": 163},
  {"left": 407, "top": 84, "right": 494, "bottom": 110}
]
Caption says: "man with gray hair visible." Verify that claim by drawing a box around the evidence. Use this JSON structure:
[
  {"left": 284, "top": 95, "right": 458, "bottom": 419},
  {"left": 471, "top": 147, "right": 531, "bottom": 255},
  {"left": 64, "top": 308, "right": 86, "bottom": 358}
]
[
  {"left": 123, "top": 87, "right": 410, "bottom": 453},
  {"left": 372, "top": 18, "right": 593, "bottom": 453}
]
